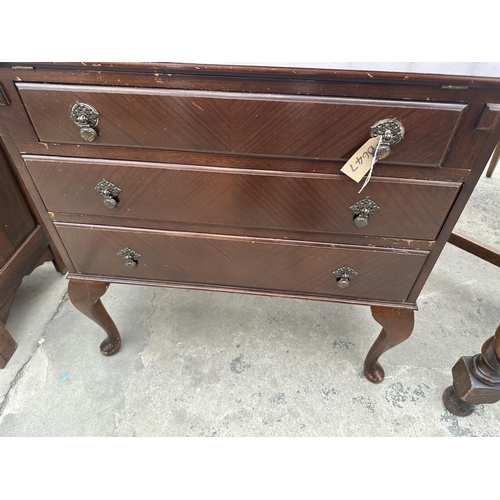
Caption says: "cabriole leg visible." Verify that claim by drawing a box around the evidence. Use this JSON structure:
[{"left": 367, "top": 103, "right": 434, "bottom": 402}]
[
  {"left": 68, "top": 279, "right": 121, "bottom": 356},
  {"left": 364, "top": 306, "right": 415, "bottom": 384}
]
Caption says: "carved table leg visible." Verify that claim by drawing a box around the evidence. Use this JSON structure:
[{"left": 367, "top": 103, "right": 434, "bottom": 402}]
[
  {"left": 364, "top": 306, "right": 415, "bottom": 384},
  {"left": 443, "top": 324, "right": 500, "bottom": 416},
  {"left": 67, "top": 279, "right": 121, "bottom": 356}
]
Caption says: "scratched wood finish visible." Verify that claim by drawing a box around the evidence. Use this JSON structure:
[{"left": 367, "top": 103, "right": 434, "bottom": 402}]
[
  {"left": 26, "top": 157, "right": 461, "bottom": 241},
  {"left": 4, "top": 64, "right": 500, "bottom": 119},
  {"left": 55, "top": 223, "right": 428, "bottom": 303},
  {"left": 16, "top": 83, "right": 465, "bottom": 167}
]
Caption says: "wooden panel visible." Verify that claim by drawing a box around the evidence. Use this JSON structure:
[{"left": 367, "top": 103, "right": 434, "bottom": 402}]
[
  {"left": 0, "top": 84, "right": 8, "bottom": 105},
  {"left": 475, "top": 104, "right": 500, "bottom": 131},
  {"left": 0, "top": 145, "right": 36, "bottom": 266},
  {"left": 18, "top": 145, "right": 473, "bottom": 181},
  {"left": 55, "top": 224, "right": 428, "bottom": 303},
  {"left": 0, "top": 225, "right": 49, "bottom": 306},
  {"left": 26, "top": 157, "right": 461, "bottom": 241},
  {"left": 5, "top": 64, "right": 500, "bottom": 105},
  {"left": 17, "top": 83, "right": 466, "bottom": 167}
]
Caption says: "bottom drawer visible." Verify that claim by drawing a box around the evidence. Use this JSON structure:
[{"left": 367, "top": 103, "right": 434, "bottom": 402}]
[{"left": 56, "top": 224, "right": 428, "bottom": 303}]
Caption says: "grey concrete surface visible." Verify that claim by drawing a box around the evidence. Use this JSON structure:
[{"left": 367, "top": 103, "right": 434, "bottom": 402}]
[{"left": 0, "top": 167, "right": 499, "bottom": 437}]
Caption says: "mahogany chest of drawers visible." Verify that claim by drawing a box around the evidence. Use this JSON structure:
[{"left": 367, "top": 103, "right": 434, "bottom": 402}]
[{"left": 1, "top": 62, "right": 499, "bottom": 382}]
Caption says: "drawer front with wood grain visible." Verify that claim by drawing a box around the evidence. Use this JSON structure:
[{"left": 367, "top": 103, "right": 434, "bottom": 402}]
[
  {"left": 26, "top": 156, "right": 461, "bottom": 241},
  {"left": 17, "top": 83, "right": 466, "bottom": 167},
  {"left": 55, "top": 223, "right": 428, "bottom": 303}
]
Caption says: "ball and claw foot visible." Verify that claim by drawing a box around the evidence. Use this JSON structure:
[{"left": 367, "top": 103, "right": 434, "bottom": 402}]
[{"left": 442, "top": 385, "right": 475, "bottom": 417}]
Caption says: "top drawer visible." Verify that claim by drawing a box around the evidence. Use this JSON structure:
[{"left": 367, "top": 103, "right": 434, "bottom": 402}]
[{"left": 16, "top": 83, "right": 466, "bottom": 167}]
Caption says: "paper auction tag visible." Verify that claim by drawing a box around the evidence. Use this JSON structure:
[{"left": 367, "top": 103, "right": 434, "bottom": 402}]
[{"left": 340, "top": 136, "right": 381, "bottom": 183}]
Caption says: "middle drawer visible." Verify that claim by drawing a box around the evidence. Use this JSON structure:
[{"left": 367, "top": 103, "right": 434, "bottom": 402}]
[{"left": 25, "top": 156, "right": 460, "bottom": 241}]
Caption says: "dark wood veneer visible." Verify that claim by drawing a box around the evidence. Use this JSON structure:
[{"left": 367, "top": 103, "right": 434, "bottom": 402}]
[
  {"left": 56, "top": 223, "right": 428, "bottom": 304},
  {"left": 17, "top": 83, "right": 465, "bottom": 167},
  {"left": 1, "top": 62, "right": 499, "bottom": 385},
  {"left": 4, "top": 63, "right": 500, "bottom": 105},
  {"left": 20, "top": 146, "right": 473, "bottom": 181},
  {"left": 25, "top": 156, "right": 460, "bottom": 241},
  {"left": 0, "top": 146, "right": 36, "bottom": 267}
]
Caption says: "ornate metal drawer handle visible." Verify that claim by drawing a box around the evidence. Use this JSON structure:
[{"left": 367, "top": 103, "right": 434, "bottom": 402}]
[
  {"left": 370, "top": 118, "right": 404, "bottom": 160},
  {"left": 70, "top": 102, "right": 99, "bottom": 142},
  {"left": 332, "top": 266, "right": 358, "bottom": 288},
  {"left": 95, "top": 179, "right": 121, "bottom": 209},
  {"left": 349, "top": 197, "right": 380, "bottom": 227},
  {"left": 117, "top": 247, "right": 141, "bottom": 268}
]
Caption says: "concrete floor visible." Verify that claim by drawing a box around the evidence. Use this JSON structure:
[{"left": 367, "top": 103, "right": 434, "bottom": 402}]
[{"left": 0, "top": 168, "right": 499, "bottom": 437}]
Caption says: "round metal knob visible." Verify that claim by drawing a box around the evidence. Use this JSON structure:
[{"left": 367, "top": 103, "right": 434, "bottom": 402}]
[
  {"left": 353, "top": 210, "right": 370, "bottom": 227},
  {"left": 337, "top": 276, "right": 351, "bottom": 288},
  {"left": 80, "top": 127, "right": 97, "bottom": 142},
  {"left": 103, "top": 195, "right": 118, "bottom": 209},
  {"left": 375, "top": 143, "right": 391, "bottom": 160},
  {"left": 124, "top": 258, "right": 138, "bottom": 269}
]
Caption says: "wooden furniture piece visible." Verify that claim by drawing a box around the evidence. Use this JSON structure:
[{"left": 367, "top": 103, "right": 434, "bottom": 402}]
[
  {"left": 443, "top": 227, "right": 500, "bottom": 415},
  {"left": 443, "top": 238, "right": 500, "bottom": 416},
  {"left": 0, "top": 63, "right": 499, "bottom": 383},
  {"left": 0, "top": 137, "right": 65, "bottom": 368},
  {"left": 443, "top": 323, "right": 500, "bottom": 417},
  {"left": 486, "top": 140, "right": 499, "bottom": 177}
]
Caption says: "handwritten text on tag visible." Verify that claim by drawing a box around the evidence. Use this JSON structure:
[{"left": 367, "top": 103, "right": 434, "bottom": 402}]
[{"left": 340, "top": 137, "right": 381, "bottom": 183}]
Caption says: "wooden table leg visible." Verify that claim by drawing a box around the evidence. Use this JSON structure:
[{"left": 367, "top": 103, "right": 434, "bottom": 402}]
[
  {"left": 0, "top": 321, "right": 17, "bottom": 369},
  {"left": 364, "top": 306, "right": 415, "bottom": 383},
  {"left": 67, "top": 279, "right": 121, "bottom": 356},
  {"left": 0, "top": 289, "right": 19, "bottom": 369},
  {"left": 443, "top": 324, "right": 500, "bottom": 416},
  {"left": 445, "top": 220, "right": 500, "bottom": 415},
  {"left": 485, "top": 140, "right": 499, "bottom": 177}
]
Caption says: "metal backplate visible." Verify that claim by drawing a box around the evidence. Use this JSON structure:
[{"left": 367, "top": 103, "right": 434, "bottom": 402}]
[
  {"left": 370, "top": 118, "right": 404, "bottom": 160},
  {"left": 70, "top": 102, "right": 99, "bottom": 128},
  {"left": 117, "top": 247, "right": 141, "bottom": 268},
  {"left": 332, "top": 265, "right": 358, "bottom": 288},
  {"left": 95, "top": 179, "right": 121, "bottom": 198},
  {"left": 332, "top": 266, "right": 358, "bottom": 279},
  {"left": 370, "top": 118, "right": 404, "bottom": 146},
  {"left": 349, "top": 197, "right": 380, "bottom": 216}
]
